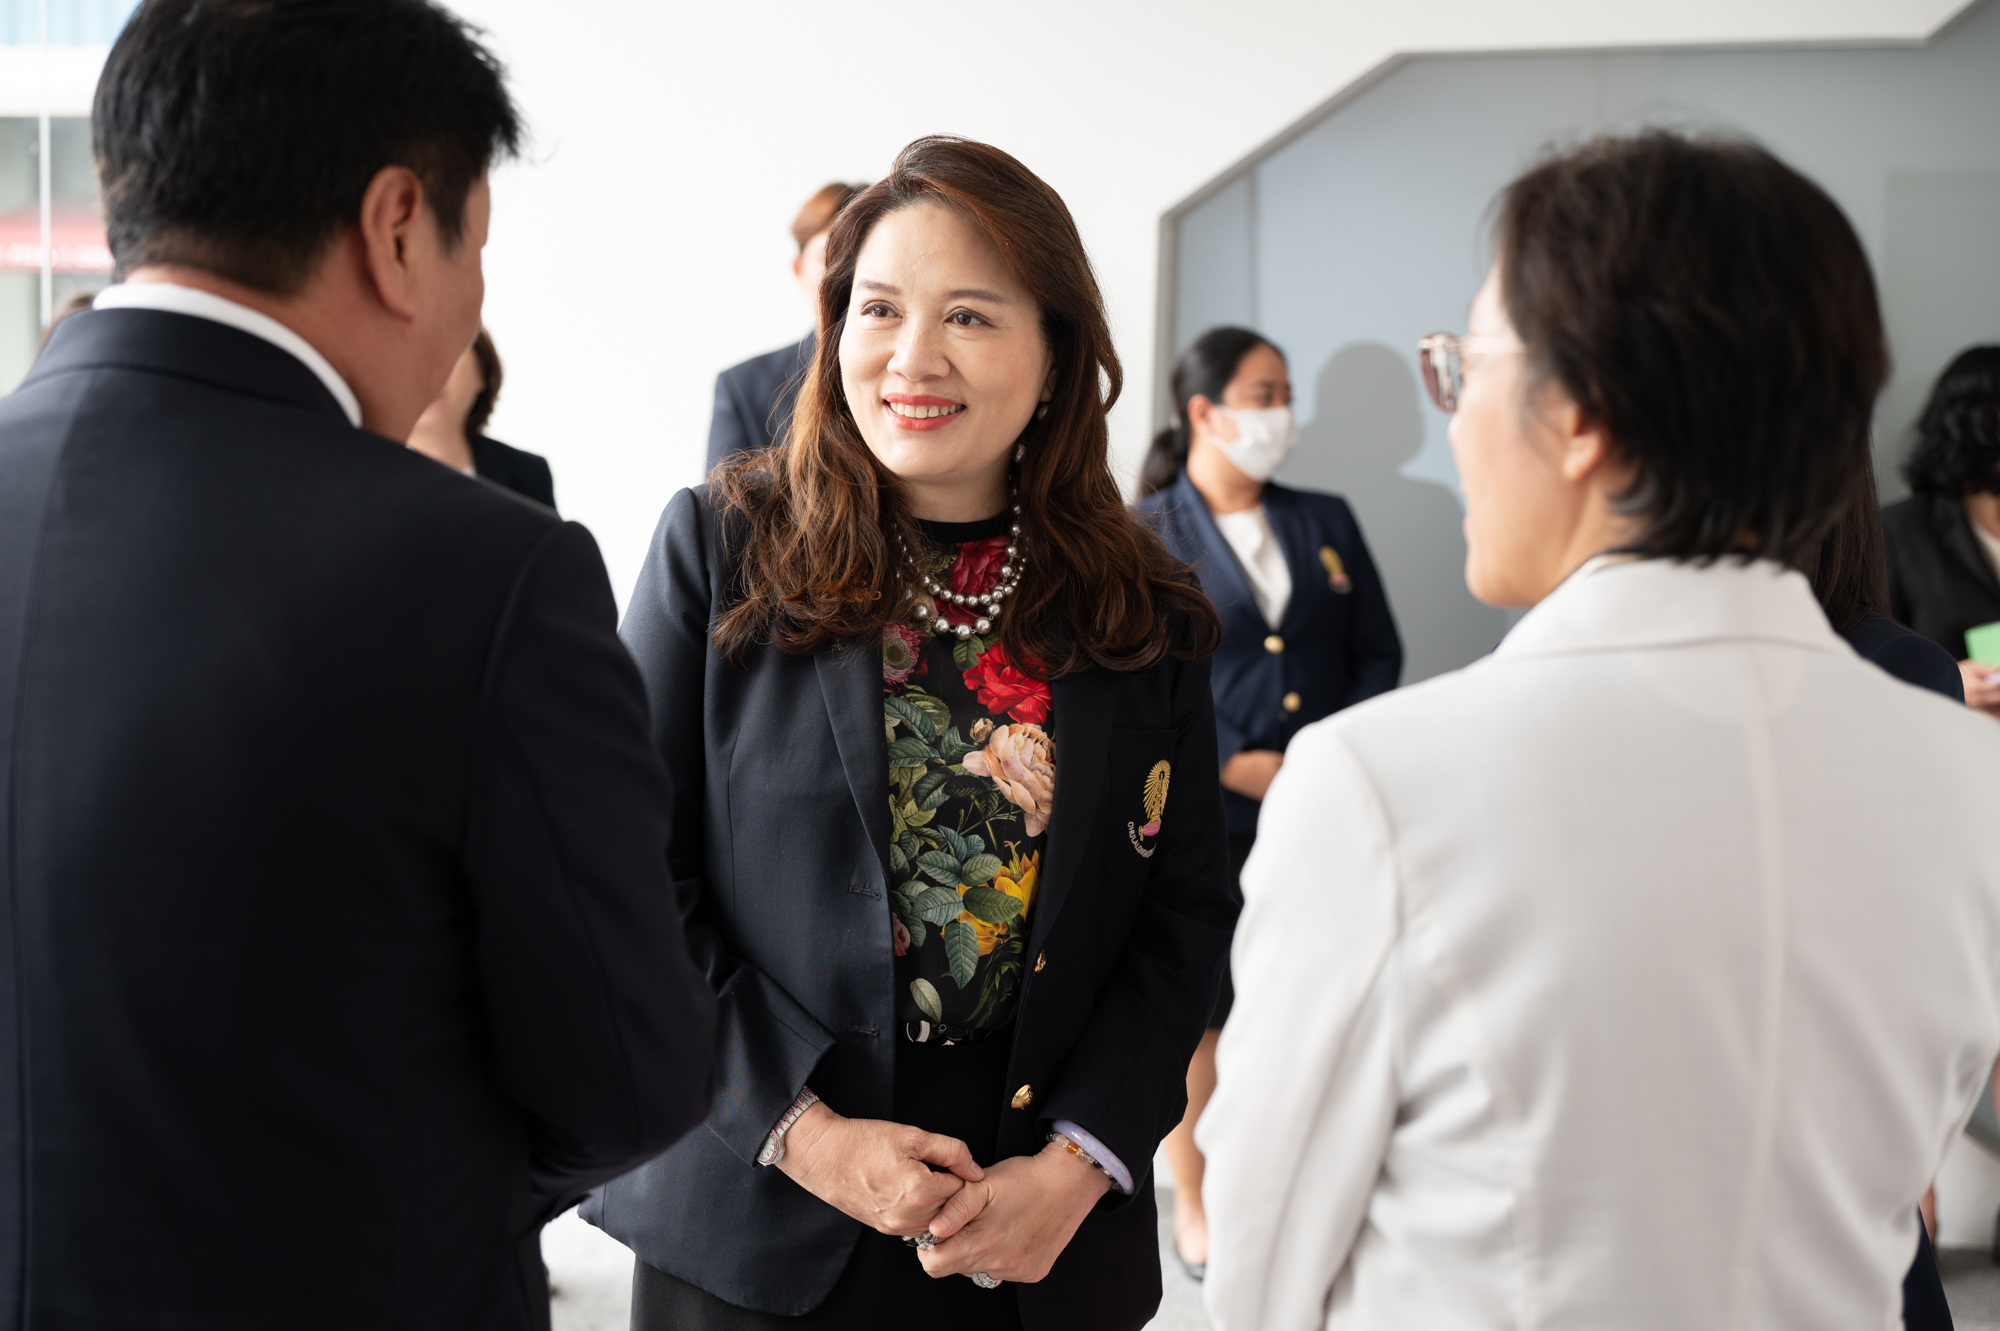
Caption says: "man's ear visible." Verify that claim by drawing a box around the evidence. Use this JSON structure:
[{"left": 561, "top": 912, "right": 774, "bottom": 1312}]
[{"left": 356, "top": 164, "right": 427, "bottom": 323}]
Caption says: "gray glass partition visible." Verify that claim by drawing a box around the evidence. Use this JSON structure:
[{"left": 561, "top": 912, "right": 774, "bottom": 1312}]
[{"left": 1163, "top": 1, "right": 2000, "bottom": 683}]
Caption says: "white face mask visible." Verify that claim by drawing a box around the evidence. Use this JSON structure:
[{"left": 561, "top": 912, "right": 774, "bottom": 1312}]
[{"left": 1210, "top": 405, "right": 1297, "bottom": 482}]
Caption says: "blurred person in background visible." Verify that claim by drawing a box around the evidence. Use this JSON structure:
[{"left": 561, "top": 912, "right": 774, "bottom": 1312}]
[
  {"left": 1201, "top": 132, "right": 2000, "bottom": 1331},
  {"left": 704, "top": 180, "right": 866, "bottom": 471},
  {"left": 408, "top": 325, "right": 557, "bottom": 508},
  {"left": 1883, "top": 345, "right": 2000, "bottom": 716},
  {"left": 0, "top": 1, "right": 715, "bottom": 1325},
  {"left": 1803, "top": 469, "right": 1960, "bottom": 1331},
  {"left": 1133, "top": 325, "right": 1400, "bottom": 1281},
  {"left": 588, "top": 135, "right": 1235, "bottom": 1331},
  {"left": 33, "top": 290, "right": 99, "bottom": 360}
]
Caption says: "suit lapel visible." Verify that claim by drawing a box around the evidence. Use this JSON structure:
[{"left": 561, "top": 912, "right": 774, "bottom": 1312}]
[
  {"left": 1030, "top": 668, "right": 1116, "bottom": 953},
  {"left": 1261, "top": 485, "right": 1318, "bottom": 635},
  {"left": 1171, "top": 474, "right": 1261, "bottom": 628},
  {"left": 815, "top": 645, "right": 892, "bottom": 882}
]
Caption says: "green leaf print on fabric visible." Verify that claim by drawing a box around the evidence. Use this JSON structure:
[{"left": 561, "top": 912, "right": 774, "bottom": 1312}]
[
  {"left": 942, "top": 919, "right": 980, "bottom": 988},
  {"left": 887, "top": 735, "right": 937, "bottom": 769},
  {"left": 884, "top": 694, "right": 936, "bottom": 741},
  {"left": 959, "top": 885, "right": 1024, "bottom": 924},
  {"left": 912, "top": 885, "right": 964, "bottom": 927},
  {"left": 959, "top": 854, "right": 1004, "bottom": 887},
  {"left": 910, "top": 978, "right": 944, "bottom": 1023},
  {"left": 915, "top": 850, "right": 961, "bottom": 887},
  {"left": 884, "top": 523, "right": 1054, "bottom": 1032}
]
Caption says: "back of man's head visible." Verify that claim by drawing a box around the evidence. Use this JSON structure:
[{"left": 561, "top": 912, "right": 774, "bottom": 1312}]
[{"left": 95, "top": 0, "right": 521, "bottom": 297}]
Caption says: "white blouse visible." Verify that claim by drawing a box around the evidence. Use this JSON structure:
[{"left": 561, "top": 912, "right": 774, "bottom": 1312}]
[
  {"left": 1201, "top": 558, "right": 2000, "bottom": 1331},
  {"left": 1211, "top": 504, "right": 1292, "bottom": 629}
]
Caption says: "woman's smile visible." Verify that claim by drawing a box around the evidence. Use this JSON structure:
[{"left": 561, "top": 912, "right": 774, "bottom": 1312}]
[{"left": 884, "top": 393, "right": 967, "bottom": 431}]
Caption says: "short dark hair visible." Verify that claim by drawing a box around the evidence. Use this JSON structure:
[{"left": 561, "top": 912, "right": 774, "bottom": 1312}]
[
  {"left": 1496, "top": 132, "right": 1888, "bottom": 569},
  {"left": 1903, "top": 345, "right": 2000, "bottom": 498},
  {"left": 1803, "top": 468, "right": 1891, "bottom": 635},
  {"left": 789, "top": 182, "right": 865, "bottom": 251},
  {"left": 95, "top": 0, "right": 521, "bottom": 295},
  {"left": 466, "top": 327, "right": 503, "bottom": 436}
]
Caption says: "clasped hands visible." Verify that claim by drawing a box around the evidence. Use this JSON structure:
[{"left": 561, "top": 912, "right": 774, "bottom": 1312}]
[{"left": 776, "top": 1102, "right": 1112, "bottom": 1284}]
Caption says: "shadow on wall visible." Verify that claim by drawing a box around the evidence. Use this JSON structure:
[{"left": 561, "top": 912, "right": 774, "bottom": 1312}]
[{"left": 1287, "top": 342, "right": 1508, "bottom": 684}]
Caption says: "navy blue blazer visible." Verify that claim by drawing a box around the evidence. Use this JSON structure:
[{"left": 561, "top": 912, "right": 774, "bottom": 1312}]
[
  {"left": 1135, "top": 473, "right": 1401, "bottom": 834},
  {"left": 704, "top": 334, "right": 813, "bottom": 471},
  {"left": 584, "top": 488, "right": 1236, "bottom": 1329}
]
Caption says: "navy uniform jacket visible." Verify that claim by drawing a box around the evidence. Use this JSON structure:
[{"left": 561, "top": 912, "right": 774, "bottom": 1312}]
[
  {"left": 1136, "top": 473, "right": 1402, "bottom": 834},
  {"left": 584, "top": 487, "right": 1237, "bottom": 1330},
  {"left": 704, "top": 334, "right": 813, "bottom": 472}
]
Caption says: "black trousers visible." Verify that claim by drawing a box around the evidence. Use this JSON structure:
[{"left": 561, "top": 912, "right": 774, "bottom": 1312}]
[
  {"left": 631, "top": 1036, "right": 1022, "bottom": 1330},
  {"left": 1904, "top": 1217, "right": 1953, "bottom": 1330}
]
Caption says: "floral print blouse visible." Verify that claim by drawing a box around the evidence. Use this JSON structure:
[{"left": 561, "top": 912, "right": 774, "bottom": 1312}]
[{"left": 884, "top": 515, "right": 1054, "bottom": 1037}]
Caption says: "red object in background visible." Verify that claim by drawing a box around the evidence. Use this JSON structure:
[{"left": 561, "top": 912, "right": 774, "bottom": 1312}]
[{"left": 0, "top": 203, "right": 113, "bottom": 273}]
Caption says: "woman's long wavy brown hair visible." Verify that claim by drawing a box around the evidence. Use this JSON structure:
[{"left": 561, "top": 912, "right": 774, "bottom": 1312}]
[{"left": 711, "top": 135, "right": 1218, "bottom": 676}]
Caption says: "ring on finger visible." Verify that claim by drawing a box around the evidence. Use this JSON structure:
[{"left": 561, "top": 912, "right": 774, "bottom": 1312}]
[
  {"left": 903, "top": 1231, "right": 938, "bottom": 1251},
  {"left": 971, "top": 1272, "right": 1002, "bottom": 1289}
]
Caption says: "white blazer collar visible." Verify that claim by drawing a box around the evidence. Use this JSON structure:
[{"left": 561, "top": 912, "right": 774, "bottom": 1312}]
[{"left": 1493, "top": 556, "right": 1842, "bottom": 660}]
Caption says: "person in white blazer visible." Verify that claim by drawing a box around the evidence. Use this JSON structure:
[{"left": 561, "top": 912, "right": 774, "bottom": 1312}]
[{"left": 1199, "top": 131, "right": 2000, "bottom": 1331}]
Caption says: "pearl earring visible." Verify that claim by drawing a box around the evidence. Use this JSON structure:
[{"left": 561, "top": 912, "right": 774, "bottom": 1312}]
[
  {"left": 1014, "top": 443, "right": 1027, "bottom": 462},
  {"left": 1035, "top": 403, "right": 1049, "bottom": 420}
]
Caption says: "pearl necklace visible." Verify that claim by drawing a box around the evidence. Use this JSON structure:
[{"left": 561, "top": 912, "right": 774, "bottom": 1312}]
[{"left": 897, "top": 500, "right": 1026, "bottom": 640}]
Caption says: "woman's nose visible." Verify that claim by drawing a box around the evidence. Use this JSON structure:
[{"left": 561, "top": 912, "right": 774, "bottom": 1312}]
[{"left": 888, "top": 322, "right": 949, "bottom": 382}]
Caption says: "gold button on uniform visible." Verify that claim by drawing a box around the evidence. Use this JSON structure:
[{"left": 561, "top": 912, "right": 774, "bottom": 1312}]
[
  {"left": 1011, "top": 1084, "right": 1034, "bottom": 1110},
  {"left": 1264, "top": 634, "right": 1285, "bottom": 654},
  {"left": 1282, "top": 691, "right": 1302, "bottom": 713},
  {"left": 1034, "top": 952, "right": 1047, "bottom": 973}
]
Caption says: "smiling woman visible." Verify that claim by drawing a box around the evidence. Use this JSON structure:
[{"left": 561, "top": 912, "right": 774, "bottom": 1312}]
[{"left": 590, "top": 136, "right": 1236, "bottom": 1331}]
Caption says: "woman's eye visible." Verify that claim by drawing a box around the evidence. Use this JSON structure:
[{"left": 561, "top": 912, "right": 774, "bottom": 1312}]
[
  {"left": 948, "top": 309, "right": 988, "bottom": 327},
  {"left": 860, "top": 302, "right": 895, "bottom": 318}
]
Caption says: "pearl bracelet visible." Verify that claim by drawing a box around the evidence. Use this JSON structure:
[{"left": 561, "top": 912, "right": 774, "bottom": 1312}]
[{"left": 757, "top": 1087, "right": 820, "bottom": 1166}]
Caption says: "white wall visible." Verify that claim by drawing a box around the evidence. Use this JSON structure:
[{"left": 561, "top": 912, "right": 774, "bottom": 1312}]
[{"left": 442, "top": 0, "right": 1973, "bottom": 606}]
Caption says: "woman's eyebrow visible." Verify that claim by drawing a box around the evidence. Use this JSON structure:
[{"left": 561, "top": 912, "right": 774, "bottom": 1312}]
[
  {"left": 949, "top": 288, "right": 1008, "bottom": 303},
  {"left": 855, "top": 279, "right": 900, "bottom": 295}
]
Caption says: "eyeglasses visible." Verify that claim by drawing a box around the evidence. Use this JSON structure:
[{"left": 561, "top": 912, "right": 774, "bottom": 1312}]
[{"left": 1416, "top": 332, "right": 1524, "bottom": 413}]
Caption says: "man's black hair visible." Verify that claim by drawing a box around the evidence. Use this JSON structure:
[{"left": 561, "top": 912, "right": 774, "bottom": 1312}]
[{"left": 95, "top": 0, "right": 522, "bottom": 295}]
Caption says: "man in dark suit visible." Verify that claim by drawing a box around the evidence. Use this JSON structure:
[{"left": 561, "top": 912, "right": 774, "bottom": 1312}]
[
  {"left": 0, "top": 3, "right": 714, "bottom": 1327},
  {"left": 703, "top": 181, "right": 863, "bottom": 471}
]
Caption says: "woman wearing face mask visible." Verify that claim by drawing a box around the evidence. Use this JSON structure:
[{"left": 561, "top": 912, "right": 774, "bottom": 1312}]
[
  {"left": 1133, "top": 327, "right": 1402, "bottom": 1280},
  {"left": 586, "top": 136, "right": 1235, "bottom": 1331}
]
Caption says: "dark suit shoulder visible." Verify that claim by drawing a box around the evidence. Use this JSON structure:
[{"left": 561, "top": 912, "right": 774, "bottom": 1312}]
[
  {"left": 1265, "top": 481, "right": 1358, "bottom": 527},
  {"left": 1845, "top": 613, "right": 1965, "bottom": 701},
  {"left": 471, "top": 434, "right": 557, "bottom": 511},
  {"left": 719, "top": 338, "right": 811, "bottom": 394}
]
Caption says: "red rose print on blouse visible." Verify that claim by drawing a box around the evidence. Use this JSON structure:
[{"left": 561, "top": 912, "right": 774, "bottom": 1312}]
[
  {"left": 961, "top": 641, "right": 1052, "bottom": 725},
  {"left": 950, "top": 536, "right": 1011, "bottom": 598}
]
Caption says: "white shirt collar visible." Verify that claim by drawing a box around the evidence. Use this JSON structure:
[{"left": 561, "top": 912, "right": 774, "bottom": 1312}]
[
  {"left": 1493, "top": 556, "right": 1839, "bottom": 661},
  {"left": 93, "top": 282, "right": 363, "bottom": 428}
]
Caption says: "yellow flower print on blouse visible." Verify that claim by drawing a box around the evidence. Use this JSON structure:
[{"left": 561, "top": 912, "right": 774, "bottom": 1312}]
[{"left": 956, "top": 849, "right": 1040, "bottom": 956}]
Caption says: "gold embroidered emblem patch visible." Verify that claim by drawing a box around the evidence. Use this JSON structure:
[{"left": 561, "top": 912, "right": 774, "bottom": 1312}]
[
  {"left": 1127, "top": 760, "right": 1171, "bottom": 858},
  {"left": 1320, "top": 545, "right": 1352, "bottom": 593}
]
